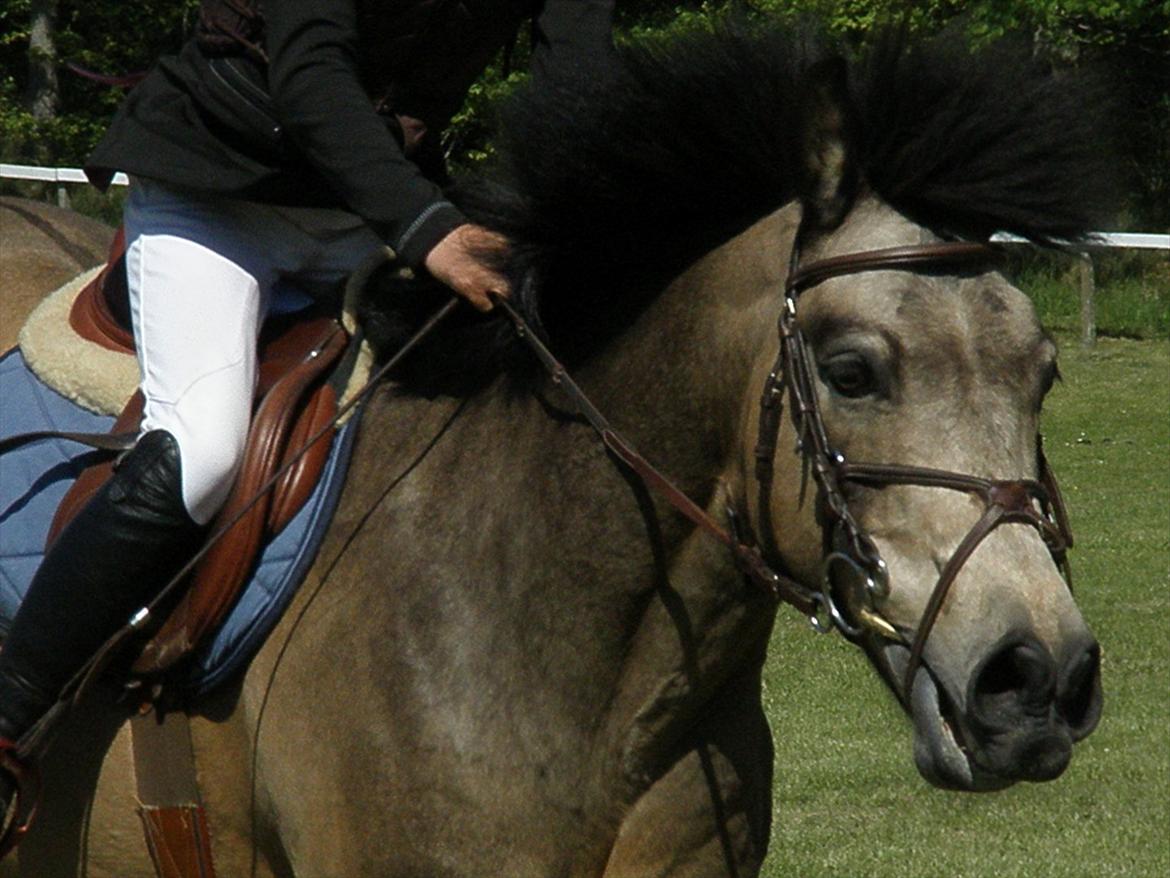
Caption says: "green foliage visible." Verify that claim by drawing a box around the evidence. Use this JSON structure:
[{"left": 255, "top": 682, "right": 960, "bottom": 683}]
[
  {"left": 646, "top": 0, "right": 1169, "bottom": 42},
  {"left": 959, "top": 0, "right": 1168, "bottom": 47},
  {"left": 445, "top": 63, "right": 531, "bottom": 173},
  {"left": 1019, "top": 251, "right": 1170, "bottom": 340},
  {"left": 750, "top": 0, "right": 967, "bottom": 33},
  {"left": 0, "top": 0, "right": 198, "bottom": 167},
  {"left": 0, "top": 0, "right": 1165, "bottom": 228}
]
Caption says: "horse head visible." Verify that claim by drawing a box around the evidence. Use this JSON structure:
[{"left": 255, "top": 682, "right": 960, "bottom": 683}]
[
  {"left": 749, "top": 54, "right": 1103, "bottom": 791},
  {"left": 372, "top": 22, "right": 1118, "bottom": 799}
]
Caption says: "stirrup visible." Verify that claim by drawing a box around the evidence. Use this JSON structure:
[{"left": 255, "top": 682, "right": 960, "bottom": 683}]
[{"left": 0, "top": 738, "right": 40, "bottom": 859}]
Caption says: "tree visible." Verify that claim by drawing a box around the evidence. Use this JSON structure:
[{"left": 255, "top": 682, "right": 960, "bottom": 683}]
[
  {"left": 0, "top": 1, "right": 197, "bottom": 171},
  {"left": 1, "top": 0, "right": 1165, "bottom": 226},
  {"left": 25, "top": 0, "right": 56, "bottom": 121}
]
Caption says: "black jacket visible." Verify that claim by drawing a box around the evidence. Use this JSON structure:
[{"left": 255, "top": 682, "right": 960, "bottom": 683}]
[{"left": 86, "top": 0, "right": 613, "bottom": 266}]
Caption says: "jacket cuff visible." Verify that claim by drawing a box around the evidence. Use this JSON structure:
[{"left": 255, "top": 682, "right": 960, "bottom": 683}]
[{"left": 394, "top": 200, "right": 467, "bottom": 268}]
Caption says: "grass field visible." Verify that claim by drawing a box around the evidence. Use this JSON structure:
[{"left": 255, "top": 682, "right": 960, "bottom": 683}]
[
  {"left": 759, "top": 335, "right": 1170, "bottom": 877},
  {"left": 1021, "top": 251, "right": 1170, "bottom": 341}
]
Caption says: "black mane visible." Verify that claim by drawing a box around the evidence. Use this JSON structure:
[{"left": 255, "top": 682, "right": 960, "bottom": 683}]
[{"left": 362, "top": 21, "right": 1119, "bottom": 391}]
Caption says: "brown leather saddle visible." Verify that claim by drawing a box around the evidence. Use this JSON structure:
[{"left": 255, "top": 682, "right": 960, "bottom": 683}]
[{"left": 53, "top": 228, "right": 353, "bottom": 679}]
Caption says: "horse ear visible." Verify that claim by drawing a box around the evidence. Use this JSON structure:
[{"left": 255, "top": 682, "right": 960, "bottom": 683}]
[{"left": 798, "top": 56, "right": 860, "bottom": 231}]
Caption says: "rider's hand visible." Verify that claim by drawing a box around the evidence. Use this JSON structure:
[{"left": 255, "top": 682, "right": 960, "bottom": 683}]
[{"left": 423, "top": 224, "right": 511, "bottom": 312}]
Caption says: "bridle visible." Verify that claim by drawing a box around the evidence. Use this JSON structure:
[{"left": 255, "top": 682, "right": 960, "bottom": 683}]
[{"left": 754, "top": 235, "right": 1075, "bottom": 697}]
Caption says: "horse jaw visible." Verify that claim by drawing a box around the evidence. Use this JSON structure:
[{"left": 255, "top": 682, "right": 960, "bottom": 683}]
[{"left": 883, "top": 644, "right": 1014, "bottom": 792}]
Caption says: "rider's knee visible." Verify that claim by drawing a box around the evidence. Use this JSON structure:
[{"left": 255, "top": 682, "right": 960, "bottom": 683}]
[{"left": 170, "top": 420, "right": 249, "bottom": 525}]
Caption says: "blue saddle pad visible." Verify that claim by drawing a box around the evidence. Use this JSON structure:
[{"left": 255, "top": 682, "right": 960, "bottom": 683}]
[{"left": 0, "top": 346, "right": 358, "bottom": 697}]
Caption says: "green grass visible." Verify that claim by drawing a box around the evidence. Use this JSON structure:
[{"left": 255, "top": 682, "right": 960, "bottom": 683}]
[
  {"left": 760, "top": 336, "right": 1170, "bottom": 877},
  {"left": 1019, "top": 251, "right": 1170, "bottom": 341}
]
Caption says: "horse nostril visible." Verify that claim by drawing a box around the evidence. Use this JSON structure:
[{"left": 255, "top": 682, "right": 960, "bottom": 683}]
[
  {"left": 972, "top": 638, "right": 1056, "bottom": 725},
  {"left": 1058, "top": 641, "right": 1103, "bottom": 739}
]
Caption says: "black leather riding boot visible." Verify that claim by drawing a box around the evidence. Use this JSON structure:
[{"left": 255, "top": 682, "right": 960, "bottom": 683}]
[{"left": 0, "top": 430, "right": 205, "bottom": 817}]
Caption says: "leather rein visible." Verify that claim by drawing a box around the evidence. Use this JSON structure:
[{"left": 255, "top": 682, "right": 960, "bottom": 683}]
[{"left": 503, "top": 236, "right": 1074, "bottom": 700}]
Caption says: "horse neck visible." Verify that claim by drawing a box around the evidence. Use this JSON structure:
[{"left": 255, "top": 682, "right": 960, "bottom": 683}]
[
  {"left": 558, "top": 207, "right": 799, "bottom": 770},
  {"left": 289, "top": 207, "right": 801, "bottom": 805},
  {"left": 571, "top": 205, "right": 799, "bottom": 506}
]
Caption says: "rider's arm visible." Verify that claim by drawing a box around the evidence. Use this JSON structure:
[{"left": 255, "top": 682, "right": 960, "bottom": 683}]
[{"left": 264, "top": 0, "right": 466, "bottom": 268}]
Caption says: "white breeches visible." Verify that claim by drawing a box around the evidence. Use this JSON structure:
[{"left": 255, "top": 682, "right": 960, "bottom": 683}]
[{"left": 124, "top": 180, "right": 382, "bottom": 524}]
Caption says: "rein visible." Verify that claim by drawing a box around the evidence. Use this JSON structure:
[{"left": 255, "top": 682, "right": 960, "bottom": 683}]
[{"left": 493, "top": 292, "right": 818, "bottom": 617}]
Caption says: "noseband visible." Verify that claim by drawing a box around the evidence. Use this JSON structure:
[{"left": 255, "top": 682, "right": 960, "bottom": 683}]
[{"left": 755, "top": 238, "right": 1074, "bottom": 696}]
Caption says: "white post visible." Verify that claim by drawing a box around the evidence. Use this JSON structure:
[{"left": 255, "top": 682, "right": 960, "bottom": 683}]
[{"left": 1077, "top": 252, "right": 1096, "bottom": 348}]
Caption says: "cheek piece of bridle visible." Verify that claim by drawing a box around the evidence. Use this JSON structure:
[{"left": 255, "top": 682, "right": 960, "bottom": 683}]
[{"left": 753, "top": 235, "right": 1075, "bottom": 699}]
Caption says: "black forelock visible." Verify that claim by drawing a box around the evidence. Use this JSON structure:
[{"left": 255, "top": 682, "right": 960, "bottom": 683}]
[{"left": 361, "top": 20, "right": 1120, "bottom": 394}]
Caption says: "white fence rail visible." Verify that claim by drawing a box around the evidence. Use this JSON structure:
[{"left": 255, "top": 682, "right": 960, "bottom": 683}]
[
  {"left": 991, "top": 232, "right": 1169, "bottom": 347},
  {"left": 4, "top": 165, "right": 1166, "bottom": 346},
  {"left": 992, "top": 231, "right": 1170, "bottom": 251},
  {"left": 2, "top": 162, "right": 129, "bottom": 187}
]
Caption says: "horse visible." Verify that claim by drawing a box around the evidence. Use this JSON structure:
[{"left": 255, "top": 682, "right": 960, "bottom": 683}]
[
  {"left": 2, "top": 23, "right": 1117, "bottom": 877},
  {"left": 0, "top": 196, "right": 113, "bottom": 352}
]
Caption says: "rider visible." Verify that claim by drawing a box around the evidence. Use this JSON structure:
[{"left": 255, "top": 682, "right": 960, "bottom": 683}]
[{"left": 0, "top": 0, "right": 614, "bottom": 835}]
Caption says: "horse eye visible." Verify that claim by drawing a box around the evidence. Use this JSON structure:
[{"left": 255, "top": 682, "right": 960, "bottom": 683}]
[{"left": 821, "top": 354, "right": 877, "bottom": 398}]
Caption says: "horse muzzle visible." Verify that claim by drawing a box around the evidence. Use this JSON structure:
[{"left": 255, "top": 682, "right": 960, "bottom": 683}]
[{"left": 882, "top": 629, "right": 1103, "bottom": 791}]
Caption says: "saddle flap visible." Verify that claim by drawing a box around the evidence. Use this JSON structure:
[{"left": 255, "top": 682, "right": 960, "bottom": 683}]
[
  {"left": 45, "top": 308, "right": 350, "bottom": 679},
  {"left": 131, "top": 318, "right": 349, "bottom": 677}
]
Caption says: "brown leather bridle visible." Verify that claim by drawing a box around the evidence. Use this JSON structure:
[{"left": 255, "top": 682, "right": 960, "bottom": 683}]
[{"left": 755, "top": 237, "right": 1075, "bottom": 697}]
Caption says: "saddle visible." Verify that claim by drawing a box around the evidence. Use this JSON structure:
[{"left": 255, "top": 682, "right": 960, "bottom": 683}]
[{"left": 51, "top": 228, "right": 353, "bottom": 679}]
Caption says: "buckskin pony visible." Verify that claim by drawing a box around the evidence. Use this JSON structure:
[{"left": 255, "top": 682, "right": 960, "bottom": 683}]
[{"left": 1, "top": 22, "right": 1117, "bottom": 878}]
